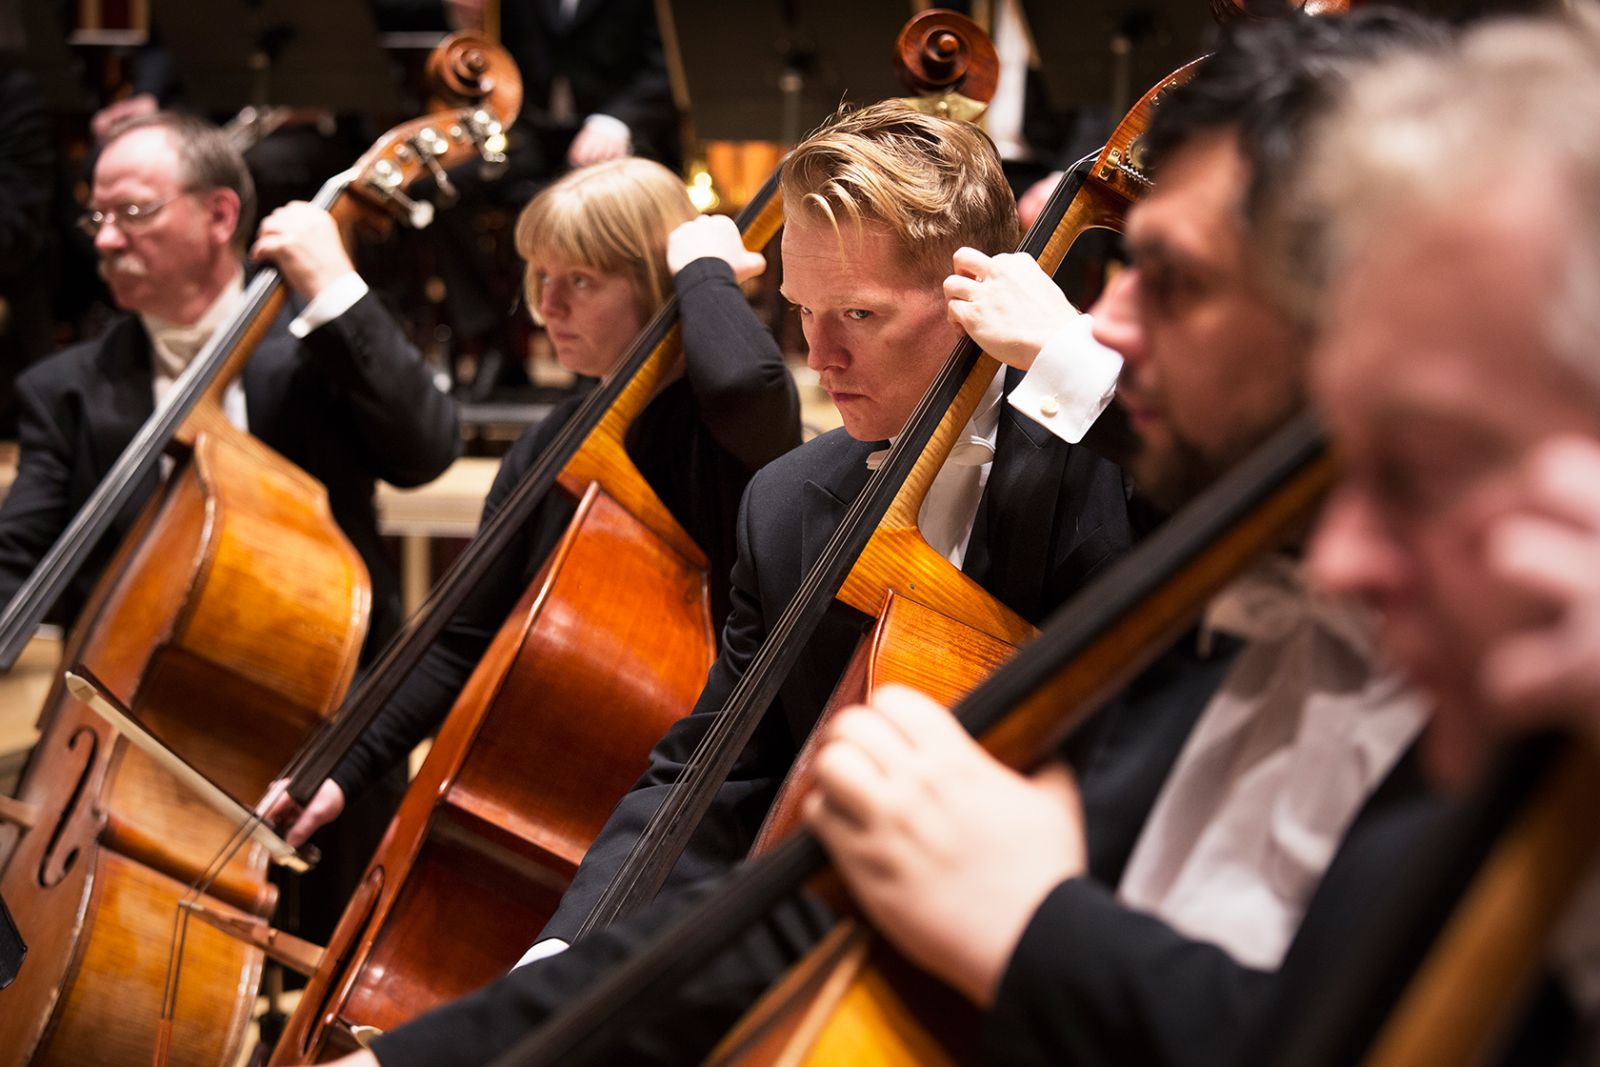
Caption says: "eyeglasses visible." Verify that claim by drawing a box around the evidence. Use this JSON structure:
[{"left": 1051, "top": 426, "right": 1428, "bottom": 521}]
[{"left": 78, "top": 192, "right": 187, "bottom": 238}]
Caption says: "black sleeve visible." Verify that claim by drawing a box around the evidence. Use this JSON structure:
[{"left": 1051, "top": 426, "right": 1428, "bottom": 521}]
[
  {"left": 370, "top": 879, "right": 834, "bottom": 1067},
  {"left": 983, "top": 878, "right": 1272, "bottom": 1067},
  {"left": 328, "top": 408, "right": 579, "bottom": 800},
  {"left": 298, "top": 290, "right": 461, "bottom": 487},
  {"left": 0, "top": 367, "right": 74, "bottom": 610},
  {"left": 674, "top": 257, "right": 801, "bottom": 472},
  {"left": 538, "top": 470, "right": 796, "bottom": 942}
]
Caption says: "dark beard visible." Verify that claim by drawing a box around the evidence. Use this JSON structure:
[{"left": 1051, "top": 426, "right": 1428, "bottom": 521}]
[{"left": 1127, "top": 432, "right": 1216, "bottom": 514}]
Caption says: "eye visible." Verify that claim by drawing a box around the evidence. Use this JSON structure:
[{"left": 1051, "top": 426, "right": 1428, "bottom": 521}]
[
  {"left": 844, "top": 308, "right": 873, "bottom": 322},
  {"left": 571, "top": 273, "right": 591, "bottom": 289},
  {"left": 791, "top": 303, "right": 812, "bottom": 317},
  {"left": 1137, "top": 263, "right": 1199, "bottom": 319}
]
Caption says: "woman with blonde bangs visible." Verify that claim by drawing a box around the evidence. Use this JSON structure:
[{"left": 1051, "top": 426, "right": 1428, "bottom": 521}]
[
  {"left": 517, "top": 157, "right": 690, "bottom": 378},
  {"left": 269, "top": 157, "right": 801, "bottom": 842}
]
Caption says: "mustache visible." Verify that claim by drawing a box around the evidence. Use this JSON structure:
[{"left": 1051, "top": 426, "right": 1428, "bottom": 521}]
[{"left": 99, "top": 253, "right": 148, "bottom": 279}]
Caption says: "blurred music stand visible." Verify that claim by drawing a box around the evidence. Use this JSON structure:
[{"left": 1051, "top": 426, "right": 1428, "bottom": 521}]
[
  {"left": 0, "top": 893, "right": 23, "bottom": 989},
  {"left": 670, "top": 0, "right": 914, "bottom": 144},
  {"left": 149, "top": 0, "right": 401, "bottom": 116}
]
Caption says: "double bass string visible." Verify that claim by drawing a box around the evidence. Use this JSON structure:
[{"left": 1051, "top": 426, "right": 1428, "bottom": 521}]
[
  {"left": 155, "top": 117, "right": 779, "bottom": 1062},
  {"left": 273, "top": 168, "right": 786, "bottom": 810},
  {"left": 575, "top": 156, "right": 1097, "bottom": 936},
  {"left": 0, "top": 170, "right": 348, "bottom": 670},
  {"left": 495, "top": 411, "right": 1333, "bottom": 1067}
]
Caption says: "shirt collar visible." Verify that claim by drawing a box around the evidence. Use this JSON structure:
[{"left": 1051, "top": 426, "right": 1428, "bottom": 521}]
[
  {"left": 142, "top": 271, "right": 246, "bottom": 379},
  {"left": 865, "top": 365, "right": 1005, "bottom": 471},
  {"left": 1202, "top": 553, "right": 1379, "bottom": 658}
]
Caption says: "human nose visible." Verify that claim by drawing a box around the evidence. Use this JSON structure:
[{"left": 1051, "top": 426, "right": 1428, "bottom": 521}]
[
  {"left": 1087, "top": 268, "right": 1144, "bottom": 366},
  {"left": 94, "top": 213, "right": 127, "bottom": 253},
  {"left": 803, "top": 316, "right": 847, "bottom": 373},
  {"left": 1307, "top": 486, "right": 1409, "bottom": 608},
  {"left": 538, "top": 279, "right": 568, "bottom": 321}
]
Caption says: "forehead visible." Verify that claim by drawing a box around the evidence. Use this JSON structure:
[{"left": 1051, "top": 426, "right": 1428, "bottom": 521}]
[
  {"left": 530, "top": 249, "right": 607, "bottom": 274},
  {"left": 94, "top": 127, "right": 183, "bottom": 194},
  {"left": 779, "top": 215, "right": 930, "bottom": 305},
  {"left": 1317, "top": 194, "right": 1594, "bottom": 447},
  {"left": 1125, "top": 131, "right": 1248, "bottom": 267}
]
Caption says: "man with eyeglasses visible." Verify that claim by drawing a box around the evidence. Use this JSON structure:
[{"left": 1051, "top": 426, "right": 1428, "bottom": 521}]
[{"left": 0, "top": 110, "right": 459, "bottom": 654}]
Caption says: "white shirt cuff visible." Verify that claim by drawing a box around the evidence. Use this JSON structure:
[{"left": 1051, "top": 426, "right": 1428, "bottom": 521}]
[
  {"left": 1006, "top": 313, "right": 1122, "bottom": 443},
  {"left": 512, "top": 937, "right": 570, "bottom": 970},
  {"left": 288, "top": 272, "right": 368, "bottom": 338},
  {"left": 583, "top": 112, "right": 632, "bottom": 145}
]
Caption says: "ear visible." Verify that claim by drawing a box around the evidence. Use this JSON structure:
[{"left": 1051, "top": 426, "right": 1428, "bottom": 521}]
[{"left": 202, "top": 187, "right": 242, "bottom": 250}]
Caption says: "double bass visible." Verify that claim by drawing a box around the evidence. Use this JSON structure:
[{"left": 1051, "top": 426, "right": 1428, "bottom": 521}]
[
  {"left": 0, "top": 35, "right": 520, "bottom": 1066},
  {"left": 496, "top": 28, "right": 1355, "bottom": 1060},
  {"left": 1252, "top": 734, "right": 1600, "bottom": 1067},
  {"left": 491, "top": 414, "right": 1334, "bottom": 1066},
  {"left": 263, "top": 191, "right": 780, "bottom": 1062},
  {"left": 265, "top": 14, "right": 1004, "bottom": 1060}
]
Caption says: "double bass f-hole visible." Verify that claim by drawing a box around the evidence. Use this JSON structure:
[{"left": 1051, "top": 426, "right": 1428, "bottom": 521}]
[{"left": 37, "top": 728, "right": 99, "bottom": 889}]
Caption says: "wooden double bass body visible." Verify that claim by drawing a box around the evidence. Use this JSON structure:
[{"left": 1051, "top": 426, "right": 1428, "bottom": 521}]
[
  {"left": 269, "top": 181, "right": 788, "bottom": 1066},
  {"left": 496, "top": 409, "right": 1333, "bottom": 1067},
  {"left": 0, "top": 36, "right": 522, "bottom": 1066},
  {"left": 0, "top": 422, "right": 369, "bottom": 1067},
  {"left": 746, "top": 55, "right": 1196, "bottom": 859},
  {"left": 706, "top": 60, "right": 1210, "bottom": 1067},
  {"left": 270, "top": 11, "right": 1014, "bottom": 1057}
]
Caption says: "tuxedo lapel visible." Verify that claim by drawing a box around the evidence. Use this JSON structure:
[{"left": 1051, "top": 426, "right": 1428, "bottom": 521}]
[
  {"left": 795, "top": 433, "right": 875, "bottom": 578},
  {"left": 799, "top": 478, "right": 851, "bottom": 578},
  {"left": 89, "top": 318, "right": 157, "bottom": 466},
  {"left": 86, "top": 320, "right": 162, "bottom": 530}
]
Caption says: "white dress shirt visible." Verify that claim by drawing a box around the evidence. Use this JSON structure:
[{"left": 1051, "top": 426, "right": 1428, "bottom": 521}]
[
  {"left": 142, "top": 269, "right": 368, "bottom": 437},
  {"left": 867, "top": 365, "right": 1004, "bottom": 569},
  {"left": 1117, "top": 558, "right": 1429, "bottom": 969},
  {"left": 1006, "top": 313, "right": 1121, "bottom": 443},
  {"left": 513, "top": 333, "right": 1121, "bottom": 970},
  {"left": 984, "top": 0, "right": 1035, "bottom": 163},
  {"left": 1015, "top": 315, "right": 1432, "bottom": 970}
]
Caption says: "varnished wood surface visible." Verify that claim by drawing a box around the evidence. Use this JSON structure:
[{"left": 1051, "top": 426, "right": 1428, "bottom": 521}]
[
  {"left": 272, "top": 484, "right": 716, "bottom": 1062},
  {"left": 752, "top": 593, "right": 1022, "bottom": 857},
  {"left": 0, "top": 423, "right": 366, "bottom": 1067},
  {"left": 702, "top": 56, "right": 1259, "bottom": 1067},
  {"left": 1361, "top": 744, "right": 1600, "bottom": 1067}
]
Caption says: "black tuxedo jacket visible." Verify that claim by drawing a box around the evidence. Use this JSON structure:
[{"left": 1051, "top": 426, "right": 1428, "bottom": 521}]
[
  {"left": 0, "top": 291, "right": 460, "bottom": 648},
  {"left": 500, "top": 0, "right": 681, "bottom": 168},
  {"left": 983, "top": 718, "right": 1434, "bottom": 1067},
  {"left": 328, "top": 258, "right": 801, "bottom": 800},
  {"left": 364, "top": 632, "right": 1224, "bottom": 1067},
  {"left": 539, "top": 372, "right": 1134, "bottom": 941},
  {"left": 1239, "top": 769, "right": 1582, "bottom": 1067}
]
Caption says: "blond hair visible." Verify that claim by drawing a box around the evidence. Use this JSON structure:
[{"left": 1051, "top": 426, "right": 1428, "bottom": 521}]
[
  {"left": 780, "top": 100, "right": 1018, "bottom": 281},
  {"left": 516, "top": 158, "right": 696, "bottom": 319}
]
